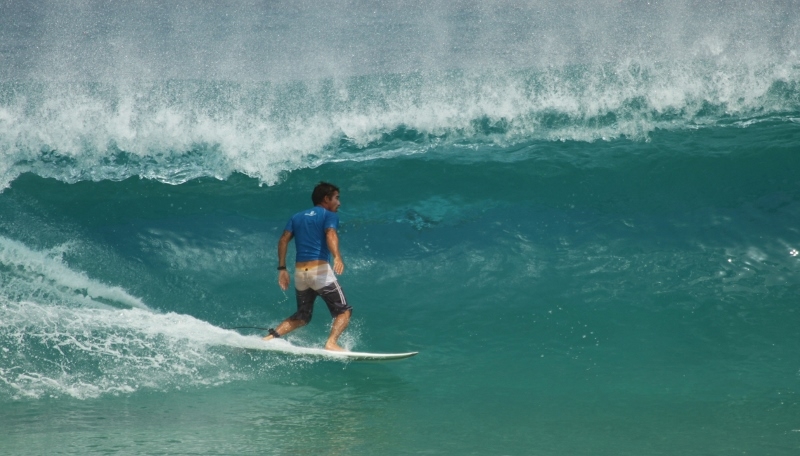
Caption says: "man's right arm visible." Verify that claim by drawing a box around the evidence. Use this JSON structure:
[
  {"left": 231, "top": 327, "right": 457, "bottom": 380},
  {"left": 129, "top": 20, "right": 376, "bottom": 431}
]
[{"left": 277, "top": 230, "right": 293, "bottom": 290}]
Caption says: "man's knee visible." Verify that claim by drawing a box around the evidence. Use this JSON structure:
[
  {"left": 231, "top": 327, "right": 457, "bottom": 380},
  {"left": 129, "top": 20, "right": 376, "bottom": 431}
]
[{"left": 289, "top": 311, "right": 312, "bottom": 324}]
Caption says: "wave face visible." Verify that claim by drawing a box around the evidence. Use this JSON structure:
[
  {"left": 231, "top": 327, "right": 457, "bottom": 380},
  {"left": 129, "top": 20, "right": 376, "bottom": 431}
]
[{"left": 1, "top": 1, "right": 800, "bottom": 455}]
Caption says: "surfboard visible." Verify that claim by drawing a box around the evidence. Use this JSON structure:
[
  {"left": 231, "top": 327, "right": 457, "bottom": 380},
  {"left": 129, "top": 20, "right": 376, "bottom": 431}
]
[{"left": 254, "top": 339, "right": 418, "bottom": 361}]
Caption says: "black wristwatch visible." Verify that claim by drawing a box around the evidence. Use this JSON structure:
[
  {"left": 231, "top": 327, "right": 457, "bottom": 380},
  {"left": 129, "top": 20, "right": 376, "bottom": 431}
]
[{"left": 277, "top": 266, "right": 287, "bottom": 271}]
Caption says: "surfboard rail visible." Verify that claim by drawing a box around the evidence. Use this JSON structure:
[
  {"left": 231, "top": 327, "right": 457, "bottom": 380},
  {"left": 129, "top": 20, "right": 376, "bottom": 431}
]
[{"left": 252, "top": 339, "right": 418, "bottom": 361}]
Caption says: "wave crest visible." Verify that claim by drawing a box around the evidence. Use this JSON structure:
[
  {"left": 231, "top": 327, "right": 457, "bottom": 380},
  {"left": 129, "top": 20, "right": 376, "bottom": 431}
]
[{"left": 0, "top": 61, "right": 798, "bottom": 188}]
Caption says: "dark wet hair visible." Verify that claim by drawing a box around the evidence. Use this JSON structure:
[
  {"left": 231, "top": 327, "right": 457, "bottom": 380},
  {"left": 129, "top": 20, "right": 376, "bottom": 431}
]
[{"left": 312, "top": 182, "right": 340, "bottom": 205}]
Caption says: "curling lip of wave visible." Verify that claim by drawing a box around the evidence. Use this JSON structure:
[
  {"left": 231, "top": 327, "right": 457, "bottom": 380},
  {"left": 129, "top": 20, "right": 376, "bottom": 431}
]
[{"left": 0, "top": 62, "right": 798, "bottom": 189}]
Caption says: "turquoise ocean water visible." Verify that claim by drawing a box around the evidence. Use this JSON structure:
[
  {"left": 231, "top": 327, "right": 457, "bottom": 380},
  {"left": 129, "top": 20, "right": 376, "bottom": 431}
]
[{"left": 1, "top": 1, "right": 800, "bottom": 454}]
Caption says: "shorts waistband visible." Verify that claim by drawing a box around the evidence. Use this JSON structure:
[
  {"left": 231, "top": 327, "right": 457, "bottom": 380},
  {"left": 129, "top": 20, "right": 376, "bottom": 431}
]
[{"left": 297, "top": 263, "right": 329, "bottom": 272}]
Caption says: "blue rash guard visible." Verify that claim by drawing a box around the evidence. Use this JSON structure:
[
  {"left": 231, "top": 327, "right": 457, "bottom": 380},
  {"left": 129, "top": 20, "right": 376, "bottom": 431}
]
[{"left": 284, "top": 206, "right": 339, "bottom": 263}]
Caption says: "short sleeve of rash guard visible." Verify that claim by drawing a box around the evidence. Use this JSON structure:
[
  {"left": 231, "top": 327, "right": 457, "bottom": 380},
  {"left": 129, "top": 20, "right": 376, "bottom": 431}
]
[{"left": 323, "top": 210, "right": 339, "bottom": 231}]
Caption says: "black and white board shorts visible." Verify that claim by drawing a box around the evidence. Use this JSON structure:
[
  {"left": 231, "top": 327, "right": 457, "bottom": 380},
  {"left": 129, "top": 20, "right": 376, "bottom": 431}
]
[{"left": 290, "top": 263, "right": 351, "bottom": 322}]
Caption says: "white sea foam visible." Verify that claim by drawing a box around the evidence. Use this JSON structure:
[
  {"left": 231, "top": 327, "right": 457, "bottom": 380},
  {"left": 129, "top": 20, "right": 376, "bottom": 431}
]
[
  {"left": 0, "top": 60, "right": 797, "bottom": 190},
  {"left": 0, "top": 298, "right": 277, "bottom": 400},
  {"left": 0, "top": 236, "right": 148, "bottom": 310},
  {"left": 1, "top": 1, "right": 797, "bottom": 192},
  {"left": 0, "top": 235, "right": 327, "bottom": 400}
]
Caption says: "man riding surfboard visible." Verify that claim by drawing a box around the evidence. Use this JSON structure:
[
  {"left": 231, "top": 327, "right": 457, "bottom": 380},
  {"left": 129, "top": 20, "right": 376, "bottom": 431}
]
[{"left": 262, "top": 182, "right": 352, "bottom": 351}]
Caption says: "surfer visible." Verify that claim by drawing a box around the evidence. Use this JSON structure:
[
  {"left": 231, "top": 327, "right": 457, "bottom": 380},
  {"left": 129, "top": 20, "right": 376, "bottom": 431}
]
[{"left": 263, "top": 182, "right": 352, "bottom": 351}]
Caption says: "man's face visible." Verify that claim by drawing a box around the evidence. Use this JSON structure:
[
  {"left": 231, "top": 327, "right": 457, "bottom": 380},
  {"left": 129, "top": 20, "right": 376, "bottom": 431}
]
[{"left": 323, "top": 191, "right": 341, "bottom": 212}]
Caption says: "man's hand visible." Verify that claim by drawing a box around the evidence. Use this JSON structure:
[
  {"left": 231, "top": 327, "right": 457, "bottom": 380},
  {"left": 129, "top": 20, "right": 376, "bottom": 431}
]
[
  {"left": 278, "top": 269, "right": 290, "bottom": 290},
  {"left": 332, "top": 257, "right": 344, "bottom": 275}
]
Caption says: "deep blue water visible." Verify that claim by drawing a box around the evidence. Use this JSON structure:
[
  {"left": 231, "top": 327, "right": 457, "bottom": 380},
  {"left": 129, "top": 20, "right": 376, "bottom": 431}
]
[{"left": 1, "top": 1, "right": 800, "bottom": 455}]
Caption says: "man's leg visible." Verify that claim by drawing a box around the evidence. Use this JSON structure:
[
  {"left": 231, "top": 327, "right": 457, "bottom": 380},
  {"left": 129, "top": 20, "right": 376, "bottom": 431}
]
[
  {"left": 263, "top": 287, "right": 314, "bottom": 341},
  {"left": 325, "top": 309, "right": 351, "bottom": 351},
  {"left": 262, "top": 318, "right": 307, "bottom": 341},
  {"left": 316, "top": 280, "right": 352, "bottom": 351}
]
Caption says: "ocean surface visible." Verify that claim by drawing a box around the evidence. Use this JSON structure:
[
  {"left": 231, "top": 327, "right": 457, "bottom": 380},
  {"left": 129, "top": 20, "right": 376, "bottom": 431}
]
[{"left": 1, "top": 1, "right": 800, "bottom": 454}]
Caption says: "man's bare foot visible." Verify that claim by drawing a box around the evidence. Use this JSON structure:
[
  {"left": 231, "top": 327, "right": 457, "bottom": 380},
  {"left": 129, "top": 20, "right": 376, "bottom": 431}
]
[
  {"left": 324, "top": 342, "right": 347, "bottom": 351},
  {"left": 262, "top": 334, "right": 275, "bottom": 341}
]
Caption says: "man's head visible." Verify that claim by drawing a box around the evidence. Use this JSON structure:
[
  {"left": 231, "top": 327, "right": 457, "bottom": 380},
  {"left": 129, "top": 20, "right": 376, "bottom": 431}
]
[{"left": 312, "top": 181, "right": 341, "bottom": 211}]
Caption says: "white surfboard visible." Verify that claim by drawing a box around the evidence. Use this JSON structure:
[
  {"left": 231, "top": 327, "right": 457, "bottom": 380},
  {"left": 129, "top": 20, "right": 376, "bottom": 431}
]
[{"left": 254, "top": 339, "right": 418, "bottom": 361}]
